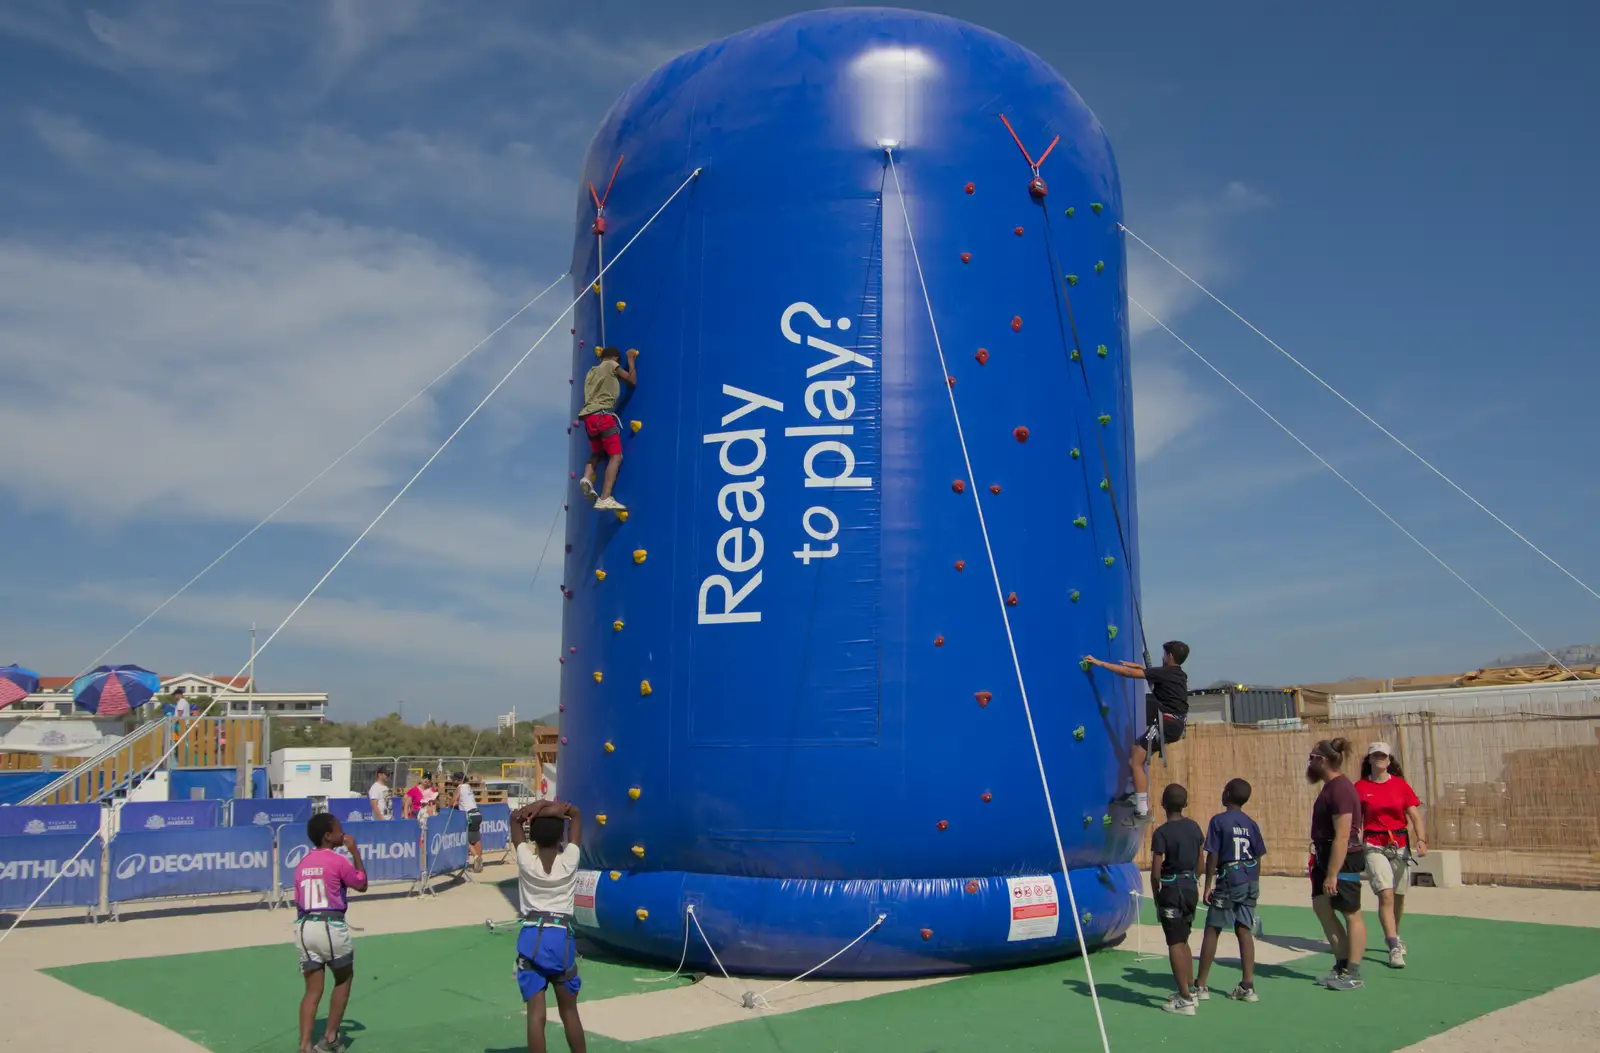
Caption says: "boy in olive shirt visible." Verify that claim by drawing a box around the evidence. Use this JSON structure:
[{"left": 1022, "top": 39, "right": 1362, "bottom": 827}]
[{"left": 577, "top": 346, "right": 639, "bottom": 511}]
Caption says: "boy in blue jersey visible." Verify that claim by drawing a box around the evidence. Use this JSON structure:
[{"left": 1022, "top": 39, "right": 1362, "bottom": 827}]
[{"left": 1194, "top": 778, "right": 1267, "bottom": 1003}]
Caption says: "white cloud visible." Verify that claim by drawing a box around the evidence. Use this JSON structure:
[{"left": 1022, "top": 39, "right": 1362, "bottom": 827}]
[{"left": 1130, "top": 358, "right": 1211, "bottom": 462}]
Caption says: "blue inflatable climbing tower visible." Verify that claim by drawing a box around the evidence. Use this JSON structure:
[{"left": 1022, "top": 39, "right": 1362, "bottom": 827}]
[{"left": 559, "top": 7, "right": 1147, "bottom": 977}]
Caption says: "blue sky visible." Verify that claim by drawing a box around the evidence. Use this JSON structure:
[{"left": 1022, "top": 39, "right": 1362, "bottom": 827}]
[{"left": 2, "top": 1, "right": 1596, "bottom": 723}]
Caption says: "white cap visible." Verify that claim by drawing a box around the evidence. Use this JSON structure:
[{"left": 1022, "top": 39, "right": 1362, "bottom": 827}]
[{"left": 1367, "top": 741, "right": 1392, "bottom": 757}]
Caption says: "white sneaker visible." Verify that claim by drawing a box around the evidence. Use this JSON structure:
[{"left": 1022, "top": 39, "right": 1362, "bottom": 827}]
[
  {"left": 578, "top": 478, "right": 597, "bottom": 502},
  {"left": 1161, "top": 994, "right": 1197, "bottom": 1016},
  {"left": 1193, "top": 985, "right": 1210, "bottom": 1001},
  {"left": 1228, "top": 984, "right": 1259, "bottom": 1003},
  {"left": 595, "top": 496, "right": 626, "bottom": 511},
  {"left": 1388, "top": 946, "right": 1406, "bottom": 969}
]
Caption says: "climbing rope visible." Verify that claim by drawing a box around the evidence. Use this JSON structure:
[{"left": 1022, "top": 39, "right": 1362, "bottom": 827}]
[
  {"left": 1131, "top": 296, "right": 1573, "bottom": 674},
  {"left": 633, "top": 904, "right": 694, "bottom": 984},
  {"left": 742, "top": 913, "right": 888, "bottom": 1008},
  {"left": 68, "top": 270, "right": 572, "bottom": 685},
  {"left": 888, "top": 148, "right": 1113, "bottom": 1053},
  {"left": 2, "top": 170, "right": 701, "bottom": 946},
  {"left": 590, "top": 156, "right": 625, "bottom": 349},
  {"left": 1121, "top": 223, "right": 1600, "bottom": 611},
  {"left": 688, "top": 905, "right": 738, "bottom": 987}
]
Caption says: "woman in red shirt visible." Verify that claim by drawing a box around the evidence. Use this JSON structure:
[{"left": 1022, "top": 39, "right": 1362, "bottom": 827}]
[{"left": 1356, "top": 742, "right": 1427, "bottom": 969}]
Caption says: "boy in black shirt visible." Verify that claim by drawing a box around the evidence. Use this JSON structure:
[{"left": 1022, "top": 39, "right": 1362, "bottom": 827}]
[
  {"left": 1148, "top": 782, "right": 1204, "bottom": 1016},
  {"left": 1085, "top": 639, "right": 1190, "bottom": 820}
]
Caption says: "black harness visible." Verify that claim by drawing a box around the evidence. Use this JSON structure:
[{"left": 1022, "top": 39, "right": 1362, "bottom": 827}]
[
  {"left": 582, "top": 411, "right": 620, "bottom": 441},
  {"left": 517, "top": 910, "right": 579, "bottom": 983}
]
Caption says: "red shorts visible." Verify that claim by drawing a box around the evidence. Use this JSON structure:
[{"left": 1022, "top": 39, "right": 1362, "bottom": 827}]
[{"left": 584, "top": 413, "right": 622, "bottom": 456}]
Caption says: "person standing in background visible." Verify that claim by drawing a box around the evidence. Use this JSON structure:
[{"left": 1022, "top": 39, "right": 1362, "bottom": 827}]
[
  {"left": 367, "top": 771, "right": 392, "bottom": 821},
  {"left": 1356, "top": 742, "right": 1426, "bottom": 968},
  {"left": 1307, "top": 738, "right": 1368, "bottom": 991},
  {"left": 454, "top": 775, "right": 485, "bottom": 874}
]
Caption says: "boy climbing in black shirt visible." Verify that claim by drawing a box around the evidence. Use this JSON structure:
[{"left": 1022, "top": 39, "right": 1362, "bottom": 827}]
[
  {"left": 1149, "top": 782, "right": 1204, "bottom": 1017},
  {"left": 1084, "top": 639, "right": 1190, "bottom": 821}
]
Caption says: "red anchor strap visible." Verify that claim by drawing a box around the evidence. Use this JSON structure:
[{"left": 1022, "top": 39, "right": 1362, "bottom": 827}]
[
  {"left": 998, "top": 115, "right": 1059, "bottom": 171},
  {"left": 588, "top": 155, "right": 626, "bottom": 212}
]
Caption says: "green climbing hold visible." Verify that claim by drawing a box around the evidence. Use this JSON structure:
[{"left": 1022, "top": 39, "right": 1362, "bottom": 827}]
[
  {"left": 1083, "top": 815, "right": 1093, "bottom": 828},
  {"left": 1072, "top": 516, "right": 1087, "bottom": 529},
  {"left": 1102, "top": 813, "right": 1113, "bottom": 827},
  {"left": 1096, "top": 344, "right": 1108, "bottom": 358},
  {"left": 1070, "top": 349, "right": 1081, "bottom": 361},
  {"left": 1094, "top": 261, "right": 1105, "bottom": 274},
  {"left": 1070, "top": 447, "right": 1081, "bottom": 460},
  {"left": 1079, "top": 658, "right": 1092, "bottom": 672},
  {"left": 1073, "top": 725, "right": 1086, "bottom": 741},
  {"left": 1065, "top": 274, "right": 1079, "bottom": 286},
  {"left": 1081, "top": 912, "right": 1093, "bottom": 925},
  {"left": 1069, "top": 590, "right": 1081, "bottom": 603},
  {"left": 1097, "top": 414, "right": 1111, "bottom": 426},
  {"left": 1090, "top": 202, "right": 1103, "bottom": 214},
  {"left": 1104, "top": 556, "right": 1116, "bottom": 567},
  {"left": 1065, "top": 206, "right": 1076, "bottom": 217},
  {"left": 1107, "top": 625, "right": 1119, "bottom": 640},
  {"left": 1099, "top": 479, "right": 1110, "bottom": 492}
]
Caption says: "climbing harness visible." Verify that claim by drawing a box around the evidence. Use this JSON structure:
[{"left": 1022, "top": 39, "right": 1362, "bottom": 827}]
[
  {"left": 1121, "top": 223, "right": 1600, "bottom": 614},
  {"left": 516, "top": 911, "right": 580, "bottom": 986},
  {"left": 1130, "top": 296, "right": 1571, "bottom": 673},
  {"left": 888, "top": 146, "right": 1114, "bottom": 1053}
]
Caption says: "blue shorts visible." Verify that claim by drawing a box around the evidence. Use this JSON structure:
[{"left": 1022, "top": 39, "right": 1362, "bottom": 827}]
[
  {"left": 1205, "top": 878, "right": 1260, "bottom": 932},
  {"left": 516, "top": 922, "right": 581, "bottom": 1000}
]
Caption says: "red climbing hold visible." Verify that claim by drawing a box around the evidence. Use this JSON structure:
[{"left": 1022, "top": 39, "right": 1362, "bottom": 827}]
[
  {"left": 1006, "top": 592, "right": 1019, "bottom": 606},
  {"left": 952, "top": 480, "right": 966, "bottom": 494},
  {"left": 560, "top": 735, "right": 568, "bottom": 745},
  {"left": 558, "top": 657, "right": 565, "bottom": 664},
  {"left": 1028, "top": 175, "right": 1048, "bottom": 199},
  {"left": 1014, "top": 226, "right": 1024, "bottom": 237},
  {"left": 920, "top": 928, "right": 933, "bottom": 941},
  {"left": 1014, "top": 426, "right": 1030, "bottom": 443},
  {"left": 947, "top": 376, "right": 957, "bottom": 387},
  {"left": 1011, "top": 316, "right": 1023, "bottom": 332},
  {"left": 936, "top": 820, "right": 949, "bottom": 831},
  {"left": 960, "top": 252, "right": 971, "bottom": 264},
  {"left": 975, "top": 690, "right": 992, "bottom": 707},
  {"left": 934, "top": 636, "right": 945, "bottom": 647},
  {"left": 964, "top": 182, "right": 975, "bottom": 194},
  {"left": 981, "top": 792, "right": 993, "bottom": 803},
  {"left": 974, "top": 347, "right": 989, "bottom": 366},
  {"left": 989, "top": 484, "right": 1002, "bottom": 495},
  {"left": 954, "top": 560, "right": 966, "bottom": 571},
  {"left": 570, "top": 471, "right": 576, "bottom": 479},
  {"left": 579, "top": 340, "right": 584, "bottom": 348},
  {"left": 565, "top": 544, "right": 572, "bottom": 553},
  {"left": 570, "top": 328, "right": 575, "bottom": 334},
  {"left": 965, "top": 880, "right": 979, "bottom": 894},
  {"left": 559, "top": 702, "right": 565, "bottom": 712},
  {"left": 570, "top": 647, "right": 577, "bottom": 654}
]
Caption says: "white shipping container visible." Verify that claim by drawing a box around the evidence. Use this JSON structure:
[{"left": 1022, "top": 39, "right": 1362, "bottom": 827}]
[
  {"left": 1328, "top": 680, "right": 1600, "bottom": 719},
  {"left": 269, "top": 747, "right": 358, "bottom": 799}
]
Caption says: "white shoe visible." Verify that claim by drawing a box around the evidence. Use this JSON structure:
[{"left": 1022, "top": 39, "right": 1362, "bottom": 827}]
[
  {"left": 1388, "top": 946, "right": 1406, "bottom": 968},
  {"left": 1193, "top": 985, "right": 1210, "bottom": 1001},
  {"left": 578, "top": 478, "right": 597, "bottom": 502},
  {"left": 595, "top": 496, "right": 626, "bottom": 511},
  {"left": 1161, "top": 994, "right": 1197, "bottom": 1016}
]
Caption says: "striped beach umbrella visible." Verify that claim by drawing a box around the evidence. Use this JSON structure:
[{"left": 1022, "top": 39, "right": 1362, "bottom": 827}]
[
  {"left": 72, "top": 665, "right": 162, "bottom": 717},
  {"left": 0, "top": 664, "right": 40, "bottom": 710}
]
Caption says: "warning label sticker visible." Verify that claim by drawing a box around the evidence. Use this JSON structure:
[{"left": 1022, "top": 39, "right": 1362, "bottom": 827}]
[
  {"left": 1005, "top": 875, "right": 1060, "bottom": 942},
  {"left": 574, "top": 870, "right": 600, "bottom": 929}
]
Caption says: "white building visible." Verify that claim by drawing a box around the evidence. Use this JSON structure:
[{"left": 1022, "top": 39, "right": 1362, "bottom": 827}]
[{"left": 14, "top": 672, "right": 330, "bottom": 722}]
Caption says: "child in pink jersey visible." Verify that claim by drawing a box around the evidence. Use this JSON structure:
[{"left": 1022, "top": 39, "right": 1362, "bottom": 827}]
[{"left": 292, "top": 813, "right": 368, "bottom": 1053}]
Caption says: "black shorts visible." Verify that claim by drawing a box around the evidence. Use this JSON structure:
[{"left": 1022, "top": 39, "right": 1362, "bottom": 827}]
[
  {"left": 1143, "top": 699, "right": 1187, "bottom": 749},
  {"left": 466, "top": 810, "right": 482, "bottom": 845},
  {"left": 1155, "top": 882, "right": 1198, "bottom": 945},
  {"left": 1311, "top": 849, "right": 1365, "bottom": 913}
]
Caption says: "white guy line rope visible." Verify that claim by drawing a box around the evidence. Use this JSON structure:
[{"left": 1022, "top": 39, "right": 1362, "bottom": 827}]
[
  {"left": 1121, "top": 223, "right": 1600, "bottom": 611},
  {"left": 75, "top": 270, "right": 572, "bottom": 680},
  {"left": 889, "top": 149, "right": 1113, "bottom": 1053},
  {"left": 1131, "top": 295, "right": 1571, "bottom": 674},
  {"left": 633, "top": 904, "right": 693, "bottom": 984},
  {"left": 688, "top": 905, "right": 737, "bottom": 986},
  {"left": 745, "top": 913, "right": 887, "bottom": 1008}
]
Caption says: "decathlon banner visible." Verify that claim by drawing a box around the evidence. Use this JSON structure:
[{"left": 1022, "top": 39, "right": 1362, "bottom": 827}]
[
  {"left": 0, "top": 803, "right": 101, "bottom": 837},
  {"left": 278, "top": 819, "right": 421, "bottom": 888},
  {"left": 325, "top": 798, "right": 377, "bottom": 826},
  {"left": 119, "top": 800, "right": 220, "bottom": 833},
  {"left": 478, "top": 803, "right": 511, "bottom": 852},
  {"left": 108, "top": 826, "right": 274, "bottom": 903},
  {"left": 232, "top": 798, "right": 314, "bottom": 830},
  {"left": 0, "top": 834, "right": 101, "bottom": 909},
  {"left": 425, "top": 812, "right": 469, "bottom": 876}
]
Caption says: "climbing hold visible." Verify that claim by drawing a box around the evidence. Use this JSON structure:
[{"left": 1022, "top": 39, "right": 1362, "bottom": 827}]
[
  {"left": 558, "top": 657, "right": 565, "bottom": 665},
  {"left": 596, "top": 569, "right": 607, "bottom": 582},
  {"left": 616, "top": 300, "right": 626, "bottom": 312},
  {"left": 975, "top": 690, "right": 992, "bottom": 707},
  {"left": 936, "top": 820, "right": 949, "bottom": 831},
  {"left": 966, "top": 880, "right": 980, "bottom": 894},
  {"left": 632, "top": 845, "right": 645, "bottom": 857},
  {"left": 633, "top": 549, "right": 647, "bottom": 563},
  {"left": 591, "top": 281, "right": 601, "bottom": 293},
  {"left": 954, "top": 560, "right": 966, "bottom": 572},
  {"left": 628, "top": 787, "right": 641, "bottom": 800},
  {"left": 1081, "top": 912, "right": 1093, "bottom": 925},
  {"left": 630, "top": 420, "right": 642, "bottom": 434},
  {"left": 1073, "top": 726, "right": 1086, "bottom": 742},
  {"left": 604, "top": 741, "right": 615, "bottom": 753},
  {"left": 920, "top": 928, "right": 933, "bottom": 941},
  {"left": 964, "top": 182, "right": 975, "bottom": 194},
  {"left": 570, "top": 471, "right": 576, "bottom": 479},
  {"left": 593, "top": 671, "right": 604, "bottom": 683},
  {"left": 1070, "top": 349, "right": 1081, "bottom": 362},
  {"left": 1090, "top": 202, "right": 1103, "bottom": 214},
  {"left": 952, "top": 480, "right": 966, "bottom": 494},
  {"left": 594, "top": 346, "right": 603, "bottom": 358},
  {"left": 569, "top": 378, "right": 573, "bottom": 384},
  {"left": 563, "top": 503, "right": 569, "bottom": 511},
  {"left": 989, "top": 484, "right": 1002, "bottom": 495},
  {"left": 570, "top": 327, "right": 576, "bottom": 334},
  {"left": 1014, "top": 425, "right": 1029, "bottom": 443},
  {"left": 1104, "top": 556, "right": 1116, "bottom": 567},
  {"left": 1095, "top": 261, "right": 1105, "bottom": 274},
  {"left": 1011, "top": 316, "right": 1022, "bottom": 332},
  {"left": 560, "top": 735, "right": 568, "bottom": 744},
  {"left": 1103, "top": 814, "right": 1112, "bottom": 827},
  {"left": 1065, "top": 206, "right": 1076, "bottom": 217},
  {"left": 566, "top": 544, "right": 572, "bottom": 553},
  {"left": 1028, "top": 175, "right": 1048, "bottom": 199},
  {"left": 961, "top": 252, "right": 972, "bottom": 264},
  {"left": 1097, "top": 344, "right": 1108, "bottom": 358},
  {"left": 1005, "top": 592, "right": 1019, "bottom": 606},
  {"left": 1073, "top": 517, "right": 1087, "bottom": 529},
  {"left": 1108, "top": 625, "right": 1119, "bottom": 640},
  {"left": 636, "top": 908, "right": 649, "bottom": 921},
  {"left": 609, "top": 870, "right": 620, "bottom": 880},
  {"left": 616, "top": 510, "right": 629, "bottom": 522},
  {"left": 981, "top": 792, "right": 993, "bottom": 803},
  {"left": 613, "top": 620, "right": 624, "bottom": 632},
  {"left": 1097, "top": 414, "right": 1111, "bottom": 427},
  {"left": 974, "top": 347, "right": 989, "bottom": 365},
  {"left": 570, "top": 646, "right": 578, "bottom": 654},
  {"left": 947, "top": 376, "right": 957, "bottom": 387},
  {"left": 1079, "top": 659, "right": 1092, "bottom": 672},
  {"left": 1083, "top": 815, "right": 1093, "bottom": 828},
  {"left": 559, "top": 702, "right": 565, "bottom": 711},
  {"left": 1069, "top": 590, "right": 1081, "bottom": 603},
  {"left": 1014, "top": 226, "right": 1024, "bottom": 237},
  {"left": 1065, "top": 274, "right": 1079, "bottom": 286},
  {"left": 562, "top": 588, "right": 573, "bottom": 600},
  {"left": 934, "top": 635, "right": 945, "bottom": 647},
  {"left": 1100, "top": 479, "right": 1110, "bottom": 492},
  {"left": 640, "top": 680, "right": 652, "bottom": 696},
  {"left": 1070, "top": 448, "right": 1081, "bottom": 460},
  {"left": 596, "top": 814, "right": 607, "bottom": 825}
]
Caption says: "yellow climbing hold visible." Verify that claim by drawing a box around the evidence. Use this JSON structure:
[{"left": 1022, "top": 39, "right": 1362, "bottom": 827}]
[
  {"left": 631, "top": 844, "right": 645, "bottom": 857},
  {"left": 596, "top": 814, "right": 608, "bottom": 824},
  {"left": 640, "top": 680, "right": 652, "bottom": 696},
  {"left": 630, "top": 419, "right": 642, "bottom": 434},
  {"left": 633, "top": 549, "right": 647, "bottom": 564},
  {"left": 636, "top": 908, "right": 649, "bottom": 920},
  {"left": 593, "top": 671, "right": 603, "bottom": 683},
  {"left": 628, "top": 787, "right": 641, "bottom": 800},
  {"left": 613, "top": 619, "right": 624, "bottom": 632},
  {"left": 594, "top": 346, "right": 603, "bottom": 358},
  {"left": 591, "top": 280, "right": 601, "bottom": 293},
  {"left": 616, "top": 300, "right": 627, "bottom": 312},
  {"left": 604, "top": 741, "right": 615, "bottom": 753},
  {"left": 616, "top": 510, "right": 629, "bottom": 522},
  {"left": 595, "top": 569, "right": 607, "bottom": 582},
  {"left": 609, "top": 870, "right": 620, "bottom": 879}
]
